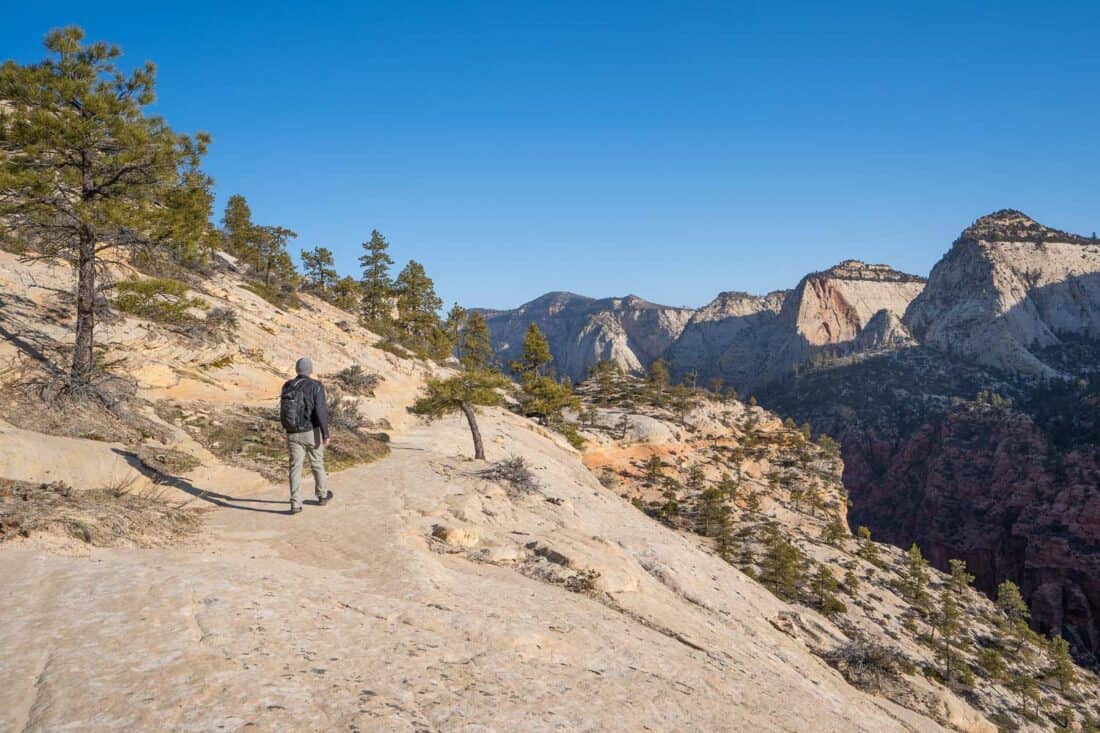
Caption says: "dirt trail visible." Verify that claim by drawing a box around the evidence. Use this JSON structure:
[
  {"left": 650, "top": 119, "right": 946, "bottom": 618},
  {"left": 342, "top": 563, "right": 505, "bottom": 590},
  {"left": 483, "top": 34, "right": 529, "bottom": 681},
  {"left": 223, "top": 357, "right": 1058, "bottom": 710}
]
[{"left": 0, "top": 413, "right": 946, "bottom": 732}]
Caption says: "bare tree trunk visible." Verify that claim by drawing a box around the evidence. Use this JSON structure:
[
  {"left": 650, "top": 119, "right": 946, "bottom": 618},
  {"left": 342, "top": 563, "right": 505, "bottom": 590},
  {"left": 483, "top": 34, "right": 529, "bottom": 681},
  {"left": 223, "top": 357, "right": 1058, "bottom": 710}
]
[
  {"left": 460, "top": 401, "right": 485, "bottom": 460},
  {"left": 70, "top": 227, "right": 96, "bottom": 390}
]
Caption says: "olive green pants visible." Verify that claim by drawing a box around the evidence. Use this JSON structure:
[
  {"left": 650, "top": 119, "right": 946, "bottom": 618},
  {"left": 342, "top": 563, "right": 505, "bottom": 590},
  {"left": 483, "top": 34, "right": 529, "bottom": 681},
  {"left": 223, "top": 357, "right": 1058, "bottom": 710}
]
[{"left": 287, "top": 428, "right": 327, "bottom": 510}]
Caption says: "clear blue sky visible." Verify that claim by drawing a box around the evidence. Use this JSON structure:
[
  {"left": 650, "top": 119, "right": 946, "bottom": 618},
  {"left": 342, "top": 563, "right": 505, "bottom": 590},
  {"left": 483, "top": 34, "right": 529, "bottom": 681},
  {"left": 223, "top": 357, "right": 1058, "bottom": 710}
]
[{"left": 4, "top": 2, "right": 1099, "bottom": 309}]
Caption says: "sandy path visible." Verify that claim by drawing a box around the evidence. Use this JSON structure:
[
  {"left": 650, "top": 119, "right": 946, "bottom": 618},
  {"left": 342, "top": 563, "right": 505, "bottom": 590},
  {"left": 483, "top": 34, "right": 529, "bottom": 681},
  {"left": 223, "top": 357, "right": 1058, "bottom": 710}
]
[{"left": 0, "top": 415, "right": 944, "bottom": 732}]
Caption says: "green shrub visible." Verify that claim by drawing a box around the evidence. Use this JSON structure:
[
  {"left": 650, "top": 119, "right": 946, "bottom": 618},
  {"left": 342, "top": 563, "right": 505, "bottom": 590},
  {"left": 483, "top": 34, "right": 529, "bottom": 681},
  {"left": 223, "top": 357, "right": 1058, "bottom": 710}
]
[
  {"left": 373, "top": 339, "right": 416, "bottom": 359},
  {"left": 327, "top": 388, "right": 365, "bottom": 431},
  {"left": 554, "top": 421, "right": 586, "bottom": 449},
  {"left": 243, "top": 281, "right": 300, "bottom": 310},
  {"left": 200, "top": 354, "right": 234, "bottom": 370},
  {"left": 198, "top": 307, "right": 239, "bottom": 341},
  {"left": 332, "top": 364, "right": 381, "bottom": 396},
  {"left": 114, "top": 277, "right": 205, "bottom": 324}
]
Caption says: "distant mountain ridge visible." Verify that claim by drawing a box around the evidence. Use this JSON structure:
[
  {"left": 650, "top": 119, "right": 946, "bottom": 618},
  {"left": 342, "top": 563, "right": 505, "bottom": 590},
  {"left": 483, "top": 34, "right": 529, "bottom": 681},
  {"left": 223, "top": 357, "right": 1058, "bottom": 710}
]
[
  {"left": 904, "top": 209, "right": 1100, "bottom": 376},
  {"left": 477, "top": 292, "right": 695, "bottom": 380},
  {"left": 480, "top": 258, "right": 927, "bottom": 387},
  {"left": 480, "top": 210, "right": 1100, "bottom": 663}
]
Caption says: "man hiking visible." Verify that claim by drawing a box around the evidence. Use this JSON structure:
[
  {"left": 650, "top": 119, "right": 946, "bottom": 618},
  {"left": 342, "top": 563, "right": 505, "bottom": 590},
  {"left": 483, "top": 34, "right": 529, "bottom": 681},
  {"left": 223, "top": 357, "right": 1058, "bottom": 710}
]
[{"left": 280, "top": 357, "right": 334, "bottom": 514}]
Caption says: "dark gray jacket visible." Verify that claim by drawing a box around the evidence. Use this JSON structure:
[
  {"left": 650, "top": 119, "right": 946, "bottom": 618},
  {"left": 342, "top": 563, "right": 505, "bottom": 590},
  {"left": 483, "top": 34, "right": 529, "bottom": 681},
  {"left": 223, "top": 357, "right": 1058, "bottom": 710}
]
[{"left": 281, "top": 376, "right": 330, "bottom": 439}]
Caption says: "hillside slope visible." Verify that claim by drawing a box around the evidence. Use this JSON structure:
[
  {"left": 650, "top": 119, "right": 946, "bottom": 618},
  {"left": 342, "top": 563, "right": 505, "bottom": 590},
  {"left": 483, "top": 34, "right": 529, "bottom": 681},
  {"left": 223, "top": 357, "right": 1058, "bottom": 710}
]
[{"left": 0, "top": 252, "right": 956, "bottom": 732}]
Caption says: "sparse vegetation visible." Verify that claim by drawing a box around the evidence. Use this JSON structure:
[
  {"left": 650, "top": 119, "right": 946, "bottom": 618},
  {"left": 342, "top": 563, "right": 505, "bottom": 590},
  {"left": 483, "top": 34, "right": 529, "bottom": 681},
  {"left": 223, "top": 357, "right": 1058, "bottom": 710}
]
[
  {"left": 823, "top": 637, "right": 907, "bottom": 693},
  {"left": 114, "top": 277, "right": 206, "bottom": 325},
  {"left": 481, "top": 456, "right": 540, "bottom": 496},
  {"left": 155, "top": 402, "right": 388, "bottom": 479},
  {"left": 331, "top": 364, "right": 381, "bottom": 396},
  {"left": 0, "top": 478, "right": 202, "bottom": 547}
]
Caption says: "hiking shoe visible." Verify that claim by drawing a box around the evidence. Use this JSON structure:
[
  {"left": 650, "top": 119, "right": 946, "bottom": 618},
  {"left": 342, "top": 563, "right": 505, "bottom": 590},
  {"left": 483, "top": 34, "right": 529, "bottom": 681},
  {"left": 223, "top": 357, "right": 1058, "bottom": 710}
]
[
  {"left": 290, "top": 506, "right": 303, "bottom": 515},
  {"left": 318, "top": 490, "right": 334, "bottom": 506}
]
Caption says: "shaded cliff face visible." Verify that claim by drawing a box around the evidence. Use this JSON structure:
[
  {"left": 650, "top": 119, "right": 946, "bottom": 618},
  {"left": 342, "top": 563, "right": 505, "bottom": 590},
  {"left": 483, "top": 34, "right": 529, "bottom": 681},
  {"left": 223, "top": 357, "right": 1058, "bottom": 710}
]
[
  {"left": 669, "top": 260, "right": 924, "bottom": 391},
  {"left": 905, "top": 209, "right": 1100, "bottom": 376},
  {"left": 760, "top": 346, "right": 1100, "bottom": 665},
  {"left": 663, "top": 290, "right": 786, "bottom": 384},
  {"left": 843, "top": 402, "right": 1100, "bottom": 666},
  {"left": 480, "top": 292, "right": 694, "bottom": 381}
]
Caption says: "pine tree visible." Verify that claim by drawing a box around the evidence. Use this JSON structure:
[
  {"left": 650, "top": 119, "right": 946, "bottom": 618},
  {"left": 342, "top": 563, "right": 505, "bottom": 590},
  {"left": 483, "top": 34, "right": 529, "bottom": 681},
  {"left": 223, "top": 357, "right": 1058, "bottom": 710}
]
[
  {"left": 519, "top": 374, "right": 579, "bottom": 426},
  {"left": 669, "top": 383, "right": 695, "bottom": 426},
  {"left": 760, "top": 530, "right": 804, "bottom": 601},
  {"left": 696, "top": 486, "right": 725, "bottom": 536},
  {"left": 614, "top": 411, "right": 630, "bottom": 439},
  {"left": 512, "top": 323, "right": 552, "bottom": 377},
  {"left": 1009, "top": 673, "right": 1040, "bottom": 718},
  {"left": 590, "top": 359, "right": 620, "bottom": 405},
  {"left": 905, "top": 543, "right": 930, "bottom": 607},
  {"left": 330, "top": 276, "right": 363, "bottom": 312},
  {"left": 856, "top": 526, "right": 881, "bottom": 564},
  {"left": 686, "top": 464, "right": 706, "bottom": 492},
  {"left": 1047, "top": 634, "right": 1076, "bottom": 691},
  {"left": 0, "top": 27, "right": 212, "bottom": 390},
  {"left": 394, "top": 259, "right": 443, "bottom": 335},
  {"left": 647, "top": 359, "right": 670, "bottom": 403},
  {"left": 805, "top": 487, "right": 822, "bottom": 517},
  {"left": 935, "top": 591, "right": 961, "bottom": 682},
  {"left": 718, "top": 472, "right": 739, "bottom": 502},
  {"left": 811, "top": 565, "right": 846, "bottom": 616},
  {"left": 996, "top": 579, "right": 1031, "bottom": 649},
  {"left": 643, "top": 455, "right": 664, "bottom": 483},
  {"left": 252, "top": 225, "right": 298, "bottom": 286},
  {"left": 301, "top": 246, "right": 338, "bottom": 292},
  {"left": 444, "top": 303, "right": 467, "bottom": 359},
  {"left": 977, "top": 647, "right": 1007, "bottom": 681},
  {"left": 461, "top": 311, "right": 493, "bottom": 372},
  {"left": 359, "top": 230, "right": 394, "bottom": 321},
  {"left": 948, "top": 559, "right": 975, "bottom": 593},
  {"left": 222, "top": 194, "right": 256, "bottom": 259},
  {"left": 411, "top": 370, "right": 510, "bottom": 460},
  {"left": 713, "top": 509, "right": 736, "bottom": 562}
]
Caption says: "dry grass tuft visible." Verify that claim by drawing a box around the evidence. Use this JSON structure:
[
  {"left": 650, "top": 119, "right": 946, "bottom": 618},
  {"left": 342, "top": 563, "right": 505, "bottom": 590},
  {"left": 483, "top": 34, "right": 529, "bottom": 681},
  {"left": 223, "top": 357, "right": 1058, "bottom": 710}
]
[
  {"left": 0, "top": 479, "right": 203, "bottom": 548},
  {"left": 154, "top": 401, "right": 389, "bottom": 480},
  {"left": 481, "top": 456, "right": 541, "bottom": 496}
]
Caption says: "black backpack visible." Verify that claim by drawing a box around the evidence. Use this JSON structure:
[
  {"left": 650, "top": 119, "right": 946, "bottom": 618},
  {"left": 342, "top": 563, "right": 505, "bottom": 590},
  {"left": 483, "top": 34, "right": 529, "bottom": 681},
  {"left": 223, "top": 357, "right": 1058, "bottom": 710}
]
[{"left": 280, "top": 377, "right": 313, "bottom": 433}]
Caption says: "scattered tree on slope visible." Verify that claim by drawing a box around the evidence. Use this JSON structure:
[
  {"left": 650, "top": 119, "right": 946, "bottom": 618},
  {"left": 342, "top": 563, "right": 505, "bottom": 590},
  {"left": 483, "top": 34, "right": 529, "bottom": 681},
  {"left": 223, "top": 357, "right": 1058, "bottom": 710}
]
[
  {"left": 412, "top": 370, "right": 510, "bottom": 460},
  {"left": 0, "top": 26, "right": 213, "bottom": 391}
]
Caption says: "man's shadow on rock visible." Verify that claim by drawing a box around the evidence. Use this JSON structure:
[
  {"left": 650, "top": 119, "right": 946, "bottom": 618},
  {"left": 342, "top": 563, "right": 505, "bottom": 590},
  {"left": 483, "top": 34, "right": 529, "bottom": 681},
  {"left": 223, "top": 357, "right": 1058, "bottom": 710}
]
[{"left": 112, "top": 449, "right": 293, "bottom": 515}]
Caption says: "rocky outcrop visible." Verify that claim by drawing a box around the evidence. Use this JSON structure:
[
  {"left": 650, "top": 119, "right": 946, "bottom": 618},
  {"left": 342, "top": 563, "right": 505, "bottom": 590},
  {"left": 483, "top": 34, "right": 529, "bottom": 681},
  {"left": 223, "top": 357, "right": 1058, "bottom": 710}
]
[
  {"left": 905, "top": 210, "right": 1100, "bottom": 376},
  {"left": 852, "top": 309, "right": 915, "bottom": 351},
  {"left": 480, "top": 292, "right": 694, "bottom": 381},
  {"left": 669, "top": 261, "right": 924, "bottom": 390},
  {"left": 664, "top": 290, "right": 786, "bottom": 384}
]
